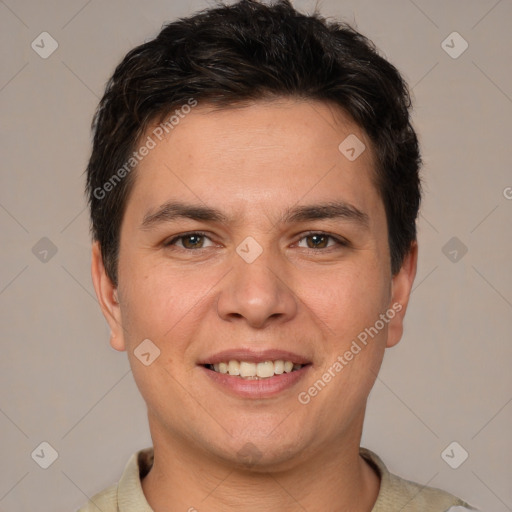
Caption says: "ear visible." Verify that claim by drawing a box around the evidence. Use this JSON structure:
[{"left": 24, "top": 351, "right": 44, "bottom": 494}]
[
  {"left": 91, "top": 241, "right": 126, "bottom": 352},
  {"left": 386, "top": 241, "right": 418, "bottom": 348}
]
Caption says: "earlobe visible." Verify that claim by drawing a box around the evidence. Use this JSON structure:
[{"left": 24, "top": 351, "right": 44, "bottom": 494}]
[
  {"left": 91, "top": 241, "right": 126, "bottom": 352},
  {"left": 386, "top": 242, "right": 418, "bottom": 348},
  {"left": 109, "top": 330, "right": 125, "bottom": 352}
]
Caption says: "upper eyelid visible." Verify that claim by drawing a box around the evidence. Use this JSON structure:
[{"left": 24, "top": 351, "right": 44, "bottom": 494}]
[
  {"left": 297, "top": 232, "right": 348, "bottom": 246},
  {"left": 164, "top": 231, "right": 214, "bottom": 247},
  {"left": 295, "top": 232, "right": 350, "bottom": 249}
]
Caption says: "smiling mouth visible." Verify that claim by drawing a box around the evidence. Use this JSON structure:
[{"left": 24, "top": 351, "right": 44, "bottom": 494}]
[{"left": 203, "top": 360, "right": 308, "bottom": 380}]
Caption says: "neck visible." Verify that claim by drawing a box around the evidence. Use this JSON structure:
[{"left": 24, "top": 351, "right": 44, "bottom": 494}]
[{"left": 142, "top": 414, "right": 380, "bottom": 512}]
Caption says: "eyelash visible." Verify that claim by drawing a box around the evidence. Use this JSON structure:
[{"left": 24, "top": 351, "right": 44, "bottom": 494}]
[{"left": 163, "top": 231, "right": 349, "bottom": 251}]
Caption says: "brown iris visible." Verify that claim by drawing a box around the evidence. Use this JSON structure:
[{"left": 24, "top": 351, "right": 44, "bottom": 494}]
[
  {"left": 305, "top": 234, "right": 329, "bottom": 249},
  {"left": 181, "top": 234, "right": 205, "bottom": 249}
]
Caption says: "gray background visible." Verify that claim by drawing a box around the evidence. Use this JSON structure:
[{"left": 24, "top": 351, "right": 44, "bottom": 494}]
[{"left": 1, "top": 0, "right": 511, "bottom": 510}]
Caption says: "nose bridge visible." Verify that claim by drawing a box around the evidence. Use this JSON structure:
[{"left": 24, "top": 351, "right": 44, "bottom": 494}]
[{"left": 216, "top": 236, "right": 297, "bottom": 328}]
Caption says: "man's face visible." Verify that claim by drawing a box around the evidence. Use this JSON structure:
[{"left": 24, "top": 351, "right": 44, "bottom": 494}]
[{"left": 93, "top": 99, "right": 416, "bottom": 469}]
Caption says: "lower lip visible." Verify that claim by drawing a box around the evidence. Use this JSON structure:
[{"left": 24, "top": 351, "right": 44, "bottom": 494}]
[{"left": 200, "top": 365, "right": 311, "bottom": 399}]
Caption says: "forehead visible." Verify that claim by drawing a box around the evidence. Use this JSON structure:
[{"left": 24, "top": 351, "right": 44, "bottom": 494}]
[{"left": 127, "top": 98, "right": 382, "bottom": 226}]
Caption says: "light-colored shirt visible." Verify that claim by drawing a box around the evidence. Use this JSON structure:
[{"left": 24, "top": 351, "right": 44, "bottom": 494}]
[{"left": 77, "top": 447, "right": 477, "bottom": 511}]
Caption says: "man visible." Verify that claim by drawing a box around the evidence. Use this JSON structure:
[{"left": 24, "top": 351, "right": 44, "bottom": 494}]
[{"left": 80, "top": 0, "right": 477, "bottom": 510}]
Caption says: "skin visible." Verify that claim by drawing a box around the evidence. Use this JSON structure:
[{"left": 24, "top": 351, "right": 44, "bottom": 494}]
[{"left": 92, "top": 98, "right": 417, "bottom": 511}]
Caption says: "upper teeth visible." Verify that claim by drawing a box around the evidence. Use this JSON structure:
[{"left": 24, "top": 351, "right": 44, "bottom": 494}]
[{"left": 210, "top": 360, "right": 303, "bottom": 379}]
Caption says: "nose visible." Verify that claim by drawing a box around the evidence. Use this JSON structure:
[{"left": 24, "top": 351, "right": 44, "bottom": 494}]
[{"left": 216, "top": 246, "right": 298, "bottom": 329}]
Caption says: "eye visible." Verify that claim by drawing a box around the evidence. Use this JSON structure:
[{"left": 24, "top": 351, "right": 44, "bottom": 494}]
[
  {"left": 296, "top": 232, "right": 348, "bottom": 250},
  {"left": 164, "top": 232, "right": 214, "bottom": 250}
]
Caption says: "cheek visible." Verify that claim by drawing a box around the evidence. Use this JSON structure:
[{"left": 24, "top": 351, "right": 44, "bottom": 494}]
[
  {"left": 299, "top": 263, "right": 389, "bottom": 337},
  {"left": 119, "top": 266, "right": 204, "bottom": 411},
  {"left": 119, "top": 260, "right": 219, "bottom": 352}
]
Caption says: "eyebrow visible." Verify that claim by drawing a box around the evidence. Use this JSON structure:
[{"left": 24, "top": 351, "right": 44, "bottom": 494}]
[
  {"left": 141, "top": 202, "right": 230, "bottom": 229},
  {"left": 140, "top": 200, "right": 370, "bottom": 230},
  {"left": 282, "top": 201, "right": 369, "bottom": 227}
]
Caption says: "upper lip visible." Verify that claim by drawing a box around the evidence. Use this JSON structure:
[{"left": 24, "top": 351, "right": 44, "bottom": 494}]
[{"left": 198, "top": 349, "right": 312, "bottom": 366}]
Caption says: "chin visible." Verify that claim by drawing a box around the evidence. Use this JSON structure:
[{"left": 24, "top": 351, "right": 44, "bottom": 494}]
[{"left": 206, "top": 433, "right": 310, "bottom": 473}]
